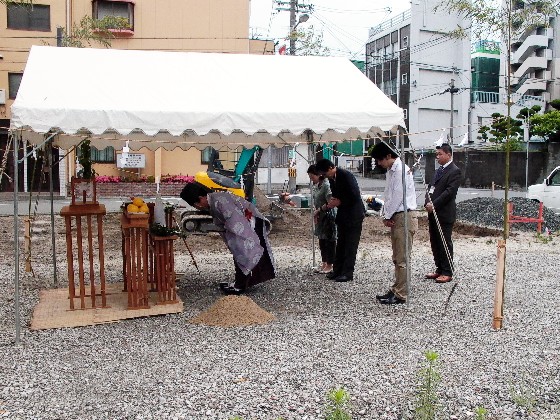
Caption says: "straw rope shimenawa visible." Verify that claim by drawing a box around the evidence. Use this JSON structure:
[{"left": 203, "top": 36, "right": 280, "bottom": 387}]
[{"left": 189, "top": 296, "right": 276, "bottom": 327}]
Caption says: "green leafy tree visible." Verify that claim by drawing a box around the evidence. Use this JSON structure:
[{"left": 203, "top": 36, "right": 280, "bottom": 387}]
[
  {"left": 477, "top": 112, "right": 523, "bottom": 150},
  {"left": 287, "top": 25, "right": 330, "bottom": 56},
  {"left": 57, "top": 15, "right": 130, "bottom": 48},
  {"left": 549, "top": 99, "right": 560, "bottom": 110},
  {"left": 530, "top": 110, "right": 560, "bottom": 142}
]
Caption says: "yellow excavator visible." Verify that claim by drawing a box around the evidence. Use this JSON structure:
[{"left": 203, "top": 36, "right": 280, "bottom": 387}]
[{"left": 180, "top": 147, "right": 263, "bottom": 233}]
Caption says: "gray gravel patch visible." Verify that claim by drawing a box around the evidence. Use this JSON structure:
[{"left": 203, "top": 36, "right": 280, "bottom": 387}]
[
  {"left": 457, "top": 196, "right": 560, "bottom": 233},
  {"left": 0, "top": 221, "right": 559, "bottom": 419}
]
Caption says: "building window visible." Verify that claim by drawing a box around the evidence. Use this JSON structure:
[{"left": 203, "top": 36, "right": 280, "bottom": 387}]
[
  {"left": 256, "top": 146, "right": 291, "bottom": 168},
  {"left": 8, "top": 73, "right": 23, "bottom": 99},
  {"left": 92, "top": 0, "right": 134, "bottom": 29},
  {"left": 401, "top": 73, "right": 408, "bottom": 85},
  {"left": 78, "top": 146, "right": 115, "bottom": 163},
  {"left": 92, "top": 146, "right": 115, "bottom": 163},
  {"left": 385, "top": 79, "right": 397, "bottom": 96},
  {"left": 7, "top": 3, "right": 50, "bottom": 31}
]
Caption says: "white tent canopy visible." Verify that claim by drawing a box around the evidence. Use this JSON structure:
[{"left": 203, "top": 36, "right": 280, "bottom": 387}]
[
  {"left": 8, "top": 46, "right": 408, "bottom": 344},
  {"left": 11, "top": 46, "right": 404, "bottom": 150}
]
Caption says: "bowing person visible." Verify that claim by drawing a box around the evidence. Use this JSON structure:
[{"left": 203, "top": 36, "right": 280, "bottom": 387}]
[{"left": 180, "top": 183, "right": 275, "bottom": 295}]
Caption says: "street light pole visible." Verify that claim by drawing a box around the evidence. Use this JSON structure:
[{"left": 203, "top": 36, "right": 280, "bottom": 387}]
[
  {"left": 289, "top": 0, "right": 296, "bottom": 55},
  {"left": 525, "top": 116, "right": 530, "bottom": 191},
  {"left": 524, "top": 101, "right": 532, "bottom": 191},
  {"left": 289, "top": 10, "right": 309, "bottom": 55},
  {"left": 448, "top": 78, "right": 459, "bottom": 144}
]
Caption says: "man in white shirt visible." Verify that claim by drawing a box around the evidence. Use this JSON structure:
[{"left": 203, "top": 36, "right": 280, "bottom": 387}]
[{"left": 370, "top": 141, "right": 418, "bottom": 305}]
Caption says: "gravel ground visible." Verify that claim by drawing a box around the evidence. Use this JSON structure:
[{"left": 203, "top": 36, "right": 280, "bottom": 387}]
[
  {"left": 0, "top": 212, "right": 559, "bottom": 419},
  {"left": 457, "top": 197, "right": 560, "bottom": 233}
]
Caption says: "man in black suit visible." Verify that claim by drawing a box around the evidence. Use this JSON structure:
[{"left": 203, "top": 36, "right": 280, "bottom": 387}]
[
  {"left": 316, "top": 159, "right": 365, "bottom": 282},
  {"left": 424, "top": 143, "right": 462, "bottom": 283}
]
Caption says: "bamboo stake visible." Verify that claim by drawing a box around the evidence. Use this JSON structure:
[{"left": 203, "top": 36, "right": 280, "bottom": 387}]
[
  {"left": 23, "top": 217, "right": 32, "bottom": 273},
  {"left": 492, "top": 239, "right": 506, "bottom": 330}
]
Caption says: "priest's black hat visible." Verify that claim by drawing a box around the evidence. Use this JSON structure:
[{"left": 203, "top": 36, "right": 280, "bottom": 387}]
[{"left": 180, "top": 182, "right": 212, "bottom": 207}]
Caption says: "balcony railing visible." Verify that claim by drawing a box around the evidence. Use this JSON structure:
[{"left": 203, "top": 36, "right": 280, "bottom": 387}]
[
  {"left": 471, "top": 91, "right": 545, "bottom": 106},
  {"left": 368, "top": 9, "right": 411, "bottom": 37}
]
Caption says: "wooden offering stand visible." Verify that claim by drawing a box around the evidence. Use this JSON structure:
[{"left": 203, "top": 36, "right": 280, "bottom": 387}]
[
  {"left": 121, "top": 209, "right": 151, "bottom": 309},
  {"left": 120, "top": 204, "right": 179, "bottom": 309},
  {"left": 60, "top": 178, "right": 107, "bottom": 310},
  {"left": 151, "top": 234, "right": 179, "bottom": 305}
]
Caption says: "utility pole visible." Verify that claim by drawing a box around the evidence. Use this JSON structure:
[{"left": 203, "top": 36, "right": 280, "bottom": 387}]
[
  {"left": 275, "top": 0, "right": 313, "bottom": 55},
  {"left": 290, "top": 0, "right": 296, "bottom": 55},
  {"left": 448, "top": 78, "right": 459, "bottom": 144}
]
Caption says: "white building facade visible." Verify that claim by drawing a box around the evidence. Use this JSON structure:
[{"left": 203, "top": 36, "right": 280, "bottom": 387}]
[
  {"left": 365, "top": 0, "right": 471, "bottom": 149},
  {"left": 502, "top": 1, "right": 557, "bottom": 107}
]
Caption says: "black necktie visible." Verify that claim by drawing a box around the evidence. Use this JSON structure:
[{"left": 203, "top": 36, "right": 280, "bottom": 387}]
[{"left": 434, "top": 165, "right": 444, "bottom": 183}]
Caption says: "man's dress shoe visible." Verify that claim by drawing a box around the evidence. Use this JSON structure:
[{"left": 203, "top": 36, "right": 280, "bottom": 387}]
[
  {"left": 326, "top": 271, "right": 340, "bottom": 280},
  {"left": 223, "top": 286, "right": 244, "bottom": 295},
  {"left": 379, "top": 294, "right": 406, "bottom": 305},
  {"left": 334, "top": 275, "right": 352, "bottom": 282},
  {"left": 425, "top": 272, "right": 440, "bottom": 279},
  {"left": 376, "top": 290, "right": 394, "bottom": 301},
  {"left": 435, "top": 275, "right": 453, "bottom": 283}
]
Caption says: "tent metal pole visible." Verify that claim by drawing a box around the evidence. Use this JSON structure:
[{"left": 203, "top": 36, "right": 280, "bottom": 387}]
[
  {"left": 13, "top": 133, "right": 21, "bottom": 344},
  {"left": 48, "top": 139, "right": 58, "bottom": 286},
  {"left": 306, "top": 138, "right": 316, "bottom": 269},
  {"left": 399, "top": 128, "right": 411, "bottom": 307},
  {"left": 267, "top": 146, "right": 272, "bottom": 195},
  {"left": 310, "top": 176, "right": 316, "bottom": 268}
]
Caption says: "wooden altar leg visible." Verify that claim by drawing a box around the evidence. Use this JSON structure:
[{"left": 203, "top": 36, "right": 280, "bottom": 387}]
[
  {"left": 156, "top": 241, "right": 164, "bottom": 303},
  {"left": 169, "top": 240, "right": 177, "bottom": 302},
  {"left": 64, "top": 217, "right": 76, "bottom": 310},
  {"left": 123, "top": 227, "right": 132, "bottom": 306},
  {"left": 134, "top": 229, "right": 142, "bottom": 307},
  {"left": 121, "top": 229, "right": 127, "bottom": 291},
  {"left": 97, "top": 214, "right": 107, "bottom": 307},
  {"left": 130, "top": 227, "right": 138, "bottom": 307},
  {"left": 140, "top": 229, "right": 149, "bottom": 307},
  {"left": 87, "top": 215, "right": 96, "bottom": 308},
  {"left": 75, "top": 216, "right": 86, "bottom": 309}
]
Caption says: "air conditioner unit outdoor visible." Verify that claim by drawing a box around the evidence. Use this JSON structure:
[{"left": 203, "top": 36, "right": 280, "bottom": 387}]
[{"left": 0, "top": 89, "right": 5, "bottom": 105}]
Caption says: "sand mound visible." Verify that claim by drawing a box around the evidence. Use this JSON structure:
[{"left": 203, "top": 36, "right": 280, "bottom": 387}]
[{"left": 189, "top": 295, "right": 276, "bottom": 327}]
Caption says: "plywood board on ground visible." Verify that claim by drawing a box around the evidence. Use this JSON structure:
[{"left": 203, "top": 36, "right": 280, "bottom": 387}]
[{"left": 30, "top": 282, "right": 183, "bottom": 330}]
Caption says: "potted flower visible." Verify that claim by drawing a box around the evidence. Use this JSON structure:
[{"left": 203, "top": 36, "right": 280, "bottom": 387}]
[{"left": 71, "top": 139, "right": 98, "bottom": 205}]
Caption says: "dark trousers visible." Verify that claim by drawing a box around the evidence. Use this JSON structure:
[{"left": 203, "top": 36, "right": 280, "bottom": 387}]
[
  {"left": 428, "top": 215, "right": 454, "bottom": 276},
  {"left": 319, "top": 239, "right": 336, "bottom": 264},
  {"left": 333, "top": 221, "right": 363, "bottom": 277}
]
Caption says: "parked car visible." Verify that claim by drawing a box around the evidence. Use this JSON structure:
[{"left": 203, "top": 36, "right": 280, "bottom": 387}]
[{"left": 527, "top": 166, "right": 560, "bottom": 214}]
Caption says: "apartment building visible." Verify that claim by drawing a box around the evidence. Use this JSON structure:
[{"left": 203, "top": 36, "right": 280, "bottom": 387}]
[
  {"left": 503, "top": 1, "right": 557, "bottom": 106},
  {"left": 365, "top": 0, "right": 471, "bottom": 149},
  {"left": 0, "top": 0, "right": 273, "bottom": 194}
]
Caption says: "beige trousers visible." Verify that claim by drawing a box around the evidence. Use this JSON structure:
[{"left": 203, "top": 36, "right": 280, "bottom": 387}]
[{"left": 390, "top": 211, "right": 418, "bottom": 300}]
